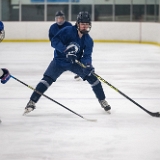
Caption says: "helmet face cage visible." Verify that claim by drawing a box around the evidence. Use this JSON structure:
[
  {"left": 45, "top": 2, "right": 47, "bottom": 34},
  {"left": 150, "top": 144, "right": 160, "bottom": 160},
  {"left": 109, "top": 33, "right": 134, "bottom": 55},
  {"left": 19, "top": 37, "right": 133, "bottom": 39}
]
[
  {"left": 76, "top": 11, "right": 91, "bottom": 34},
  {"left": 55, "top": 11, "right": 65, "bottom": 25},
  {"left": 0, "top": 30, "right": 5, "bottom": 42}
]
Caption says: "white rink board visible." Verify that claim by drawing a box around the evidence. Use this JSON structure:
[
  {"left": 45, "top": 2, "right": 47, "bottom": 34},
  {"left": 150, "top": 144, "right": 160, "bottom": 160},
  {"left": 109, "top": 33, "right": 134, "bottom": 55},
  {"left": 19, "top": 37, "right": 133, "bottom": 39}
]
[{"left": 3, "top": 22, "right": 160, "bottom": 44}]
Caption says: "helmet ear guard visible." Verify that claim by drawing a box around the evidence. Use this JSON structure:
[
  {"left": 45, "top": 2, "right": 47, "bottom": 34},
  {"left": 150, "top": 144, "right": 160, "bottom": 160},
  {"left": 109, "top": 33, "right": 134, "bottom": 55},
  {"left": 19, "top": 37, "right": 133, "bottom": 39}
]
[{"left": 76, "top": 11, "right": 92, "bottom": 34}]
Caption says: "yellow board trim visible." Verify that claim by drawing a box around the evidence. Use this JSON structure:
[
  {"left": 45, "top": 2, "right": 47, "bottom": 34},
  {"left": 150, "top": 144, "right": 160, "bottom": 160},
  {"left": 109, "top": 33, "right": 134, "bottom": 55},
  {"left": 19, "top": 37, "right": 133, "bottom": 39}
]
[{"left": 2, "top": 39, "right": 160, "bottom": 47}]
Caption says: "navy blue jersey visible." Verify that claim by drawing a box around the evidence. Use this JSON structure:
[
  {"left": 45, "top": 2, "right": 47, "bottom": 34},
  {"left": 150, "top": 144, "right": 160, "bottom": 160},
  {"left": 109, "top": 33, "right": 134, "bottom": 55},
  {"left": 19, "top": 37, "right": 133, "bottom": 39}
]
[
  {"left": 49, "top": 21, "right": 72, "bottom": 41},
  {"left": 51, "top": 25, "right": 93, "bottom": 67}
]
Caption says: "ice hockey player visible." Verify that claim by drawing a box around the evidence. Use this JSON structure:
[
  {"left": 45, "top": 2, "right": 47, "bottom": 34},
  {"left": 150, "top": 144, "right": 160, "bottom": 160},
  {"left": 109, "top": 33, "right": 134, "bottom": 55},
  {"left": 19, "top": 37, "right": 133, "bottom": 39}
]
[
  {"left": 24, "top": 11, "right": 111, "bottom": 115},
  {"left": 0, "top": 21, "right": 5, "bottom": 42},
  {"left": 49, "top": 10, "right": 80, "bottom": 80},
  {"left": 0, "top": 21, "right": 10, "bottom": 83},
  {"left": 0, "top": 21, "right": 11, "bottom": 123}
]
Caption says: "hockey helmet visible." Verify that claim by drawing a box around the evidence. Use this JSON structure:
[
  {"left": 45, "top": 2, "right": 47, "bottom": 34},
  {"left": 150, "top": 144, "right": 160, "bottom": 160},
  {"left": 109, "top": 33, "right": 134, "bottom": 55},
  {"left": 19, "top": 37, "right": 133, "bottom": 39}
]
[
  {"left": 76, "top": 11, "right": 91, "bottom": 34},
  {"left": 55, "top": 10, "right": 65, "bottom": 17},
  {"left": 76, "top": 11, "right": 91, "bottom": 25}
]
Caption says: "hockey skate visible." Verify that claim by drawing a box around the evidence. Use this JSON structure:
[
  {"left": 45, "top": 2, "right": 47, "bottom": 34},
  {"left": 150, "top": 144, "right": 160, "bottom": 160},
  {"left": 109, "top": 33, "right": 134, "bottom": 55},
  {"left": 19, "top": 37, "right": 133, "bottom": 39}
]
[
  {"left": 99, "top": 99, "right": 111, "bottom": 114},
  {"left": 23, "top": 100, "right": 36, "bottom": 115}
]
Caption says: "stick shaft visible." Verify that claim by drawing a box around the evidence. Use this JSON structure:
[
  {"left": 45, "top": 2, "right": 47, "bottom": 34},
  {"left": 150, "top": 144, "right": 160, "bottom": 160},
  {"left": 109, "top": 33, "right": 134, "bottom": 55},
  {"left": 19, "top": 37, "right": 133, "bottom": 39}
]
[
  {"left": 93, "top": 72, "right": 153, "bottom": 115},
  {"left": 11, "top": 75, "right": 86, "bottom": 120},
  {"left": 75, "top": 60, "right": 156, "bottom": 116}
]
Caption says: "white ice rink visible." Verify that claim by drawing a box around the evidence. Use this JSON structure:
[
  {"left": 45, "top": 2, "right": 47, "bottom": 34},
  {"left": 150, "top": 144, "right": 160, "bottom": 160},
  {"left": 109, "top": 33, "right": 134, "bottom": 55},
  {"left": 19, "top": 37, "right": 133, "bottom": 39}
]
[{"left": 0, "top": 42, "right": 160, "bottom": 160}]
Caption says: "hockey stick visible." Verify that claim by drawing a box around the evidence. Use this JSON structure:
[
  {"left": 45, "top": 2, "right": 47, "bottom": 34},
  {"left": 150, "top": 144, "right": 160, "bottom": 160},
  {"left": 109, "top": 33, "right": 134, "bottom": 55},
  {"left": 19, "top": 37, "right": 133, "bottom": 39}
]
[
  {"left": 75, "top": 60, "right": 160, "bottom": 117},
  {"left": 11, "top": 75, "right": 97, "bottom": 122}
]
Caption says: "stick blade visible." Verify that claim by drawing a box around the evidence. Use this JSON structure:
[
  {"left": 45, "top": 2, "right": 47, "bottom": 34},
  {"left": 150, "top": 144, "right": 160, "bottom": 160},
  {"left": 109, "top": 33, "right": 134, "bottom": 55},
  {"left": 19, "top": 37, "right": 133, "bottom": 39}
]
[
  {"left": 150, "top": 112, "right": 160, "bottom": 117},
  {"left": 83, "top": 117, "right": 97, "bottom": 122}
]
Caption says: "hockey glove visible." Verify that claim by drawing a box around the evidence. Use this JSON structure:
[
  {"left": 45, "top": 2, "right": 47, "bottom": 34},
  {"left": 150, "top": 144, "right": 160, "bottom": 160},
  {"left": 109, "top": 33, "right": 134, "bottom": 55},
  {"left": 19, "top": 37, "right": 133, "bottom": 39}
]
[
  {"left": 66, "top": 53, "right": 77, "bottom": 64},
  {"left": 0, "top": 68, "right": 11, "bottom": 84},
  {"left": 65, "top": 42, "right": 80, "bottom": 64},
  {"left": 83, "top": 65, "right": 95, "bottom": 76}
]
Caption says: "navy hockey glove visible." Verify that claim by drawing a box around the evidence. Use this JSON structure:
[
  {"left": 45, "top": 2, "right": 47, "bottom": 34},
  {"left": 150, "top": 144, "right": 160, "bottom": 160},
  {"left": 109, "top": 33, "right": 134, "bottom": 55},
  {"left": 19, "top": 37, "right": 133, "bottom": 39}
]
[
  {"left": 83, "top": 65, "right": 95, "bottom": 76},
  {"left": 65, "top": 42, "right": 80, "bottom": 64},
  {"left": 0, "top": 68, "right": 11, "bottom": 84},
  {"left": 66, "top": 53, "right": 77, "bottom": 64}
]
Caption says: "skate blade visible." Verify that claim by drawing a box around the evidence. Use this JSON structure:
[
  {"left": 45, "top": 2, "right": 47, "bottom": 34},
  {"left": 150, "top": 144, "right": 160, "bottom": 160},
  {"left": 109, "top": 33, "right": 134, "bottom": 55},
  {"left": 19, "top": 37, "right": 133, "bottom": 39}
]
[
  {"left": 23, "top": 110, "right": 28, "bottom": 116},
  {"left": 75, "top": 77, "right": 81, "bottom": 81},
  {"left": 23, "top": 108, "right": 33, "bottom": 116},
  {"left": 106, "top": 110, "right": 111, "bottom": 114}
]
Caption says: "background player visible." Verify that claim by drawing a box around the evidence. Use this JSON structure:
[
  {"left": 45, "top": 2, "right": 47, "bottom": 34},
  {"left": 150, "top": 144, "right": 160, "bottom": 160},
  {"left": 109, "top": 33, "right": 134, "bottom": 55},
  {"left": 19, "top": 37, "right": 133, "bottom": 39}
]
[{"left": 49, "top": 10, "right": 72, "bottom": 41}]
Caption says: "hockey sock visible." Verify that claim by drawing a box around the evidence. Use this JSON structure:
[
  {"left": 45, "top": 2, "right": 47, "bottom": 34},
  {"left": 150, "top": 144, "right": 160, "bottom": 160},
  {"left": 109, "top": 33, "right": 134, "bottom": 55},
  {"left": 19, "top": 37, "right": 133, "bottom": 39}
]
[
  {"left": 30, "top": 76, "right": 53, "bottom": 103},
  {"left": 92, "top": 81, "right": 105, "bottom": 100},
  {"left": 86, "top": 74, "right": 105, "bottom": 100}
]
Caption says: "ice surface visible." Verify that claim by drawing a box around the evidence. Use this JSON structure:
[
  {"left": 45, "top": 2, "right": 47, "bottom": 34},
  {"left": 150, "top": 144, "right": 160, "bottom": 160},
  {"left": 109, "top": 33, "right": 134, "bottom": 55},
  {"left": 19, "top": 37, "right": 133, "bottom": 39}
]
[{"left": 0, "top": 42, "right": 160, "bottom": 160}]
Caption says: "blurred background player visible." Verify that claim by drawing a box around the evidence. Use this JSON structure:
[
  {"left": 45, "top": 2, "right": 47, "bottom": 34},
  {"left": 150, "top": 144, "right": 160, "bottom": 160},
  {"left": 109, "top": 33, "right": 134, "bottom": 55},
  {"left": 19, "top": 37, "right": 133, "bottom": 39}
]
[
  {"left": 49, "top": 10, "right": 72, "bottom": 41},
  {"left": 0, "top": 21, "right": 11, "bottom": 123},
  {"left": 24, "top": 11, "right": 111, "bottom": 115},
  {"left": 49, "top": 11, "right": 80, "bottom": 80}
]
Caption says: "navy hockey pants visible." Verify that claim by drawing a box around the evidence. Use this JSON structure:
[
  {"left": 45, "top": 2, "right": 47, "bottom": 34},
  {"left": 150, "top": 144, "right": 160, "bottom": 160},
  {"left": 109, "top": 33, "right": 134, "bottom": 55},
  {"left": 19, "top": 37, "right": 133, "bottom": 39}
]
[{"left": 30, "top": 59, "right": 106, "bottom": 103}]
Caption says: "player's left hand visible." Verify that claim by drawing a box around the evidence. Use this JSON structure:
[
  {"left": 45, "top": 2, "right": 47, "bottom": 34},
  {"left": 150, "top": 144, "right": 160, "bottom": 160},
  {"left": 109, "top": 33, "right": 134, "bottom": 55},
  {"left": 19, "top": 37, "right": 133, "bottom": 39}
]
[
  {"left": 65, "top": 42, "right": 80, "bottom": 64},
  {"left": 1, "top": 68, "right": 11, "bottom": 84},
  {"left": 83, "top": 65, "right": 95, "bottom": 76}
]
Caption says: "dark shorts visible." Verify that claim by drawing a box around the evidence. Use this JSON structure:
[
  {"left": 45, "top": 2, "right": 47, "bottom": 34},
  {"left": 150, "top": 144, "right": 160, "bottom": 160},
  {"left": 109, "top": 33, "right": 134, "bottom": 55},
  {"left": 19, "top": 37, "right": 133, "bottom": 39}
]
[{"left": 44, "top": 59, "right": 89, "bottom": 82}]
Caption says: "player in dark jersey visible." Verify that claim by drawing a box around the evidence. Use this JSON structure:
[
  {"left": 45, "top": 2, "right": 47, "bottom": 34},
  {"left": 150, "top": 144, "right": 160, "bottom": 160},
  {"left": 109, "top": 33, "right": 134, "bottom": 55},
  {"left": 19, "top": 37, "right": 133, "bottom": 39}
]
[
  {"left": 24, "top": 11, "right": 111, "bottom": 115},
  {"left": 0, "top": 21, "right": 10, "bottom": 83},
  {"left": 49, "top": 10, "right": 72, "bottom": 41},
  {"left": 0, "top": 21, "right": 11, "bottom": 123},
  {"left": 0, "top": 21, "right": 5, "bottom": 42}
]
